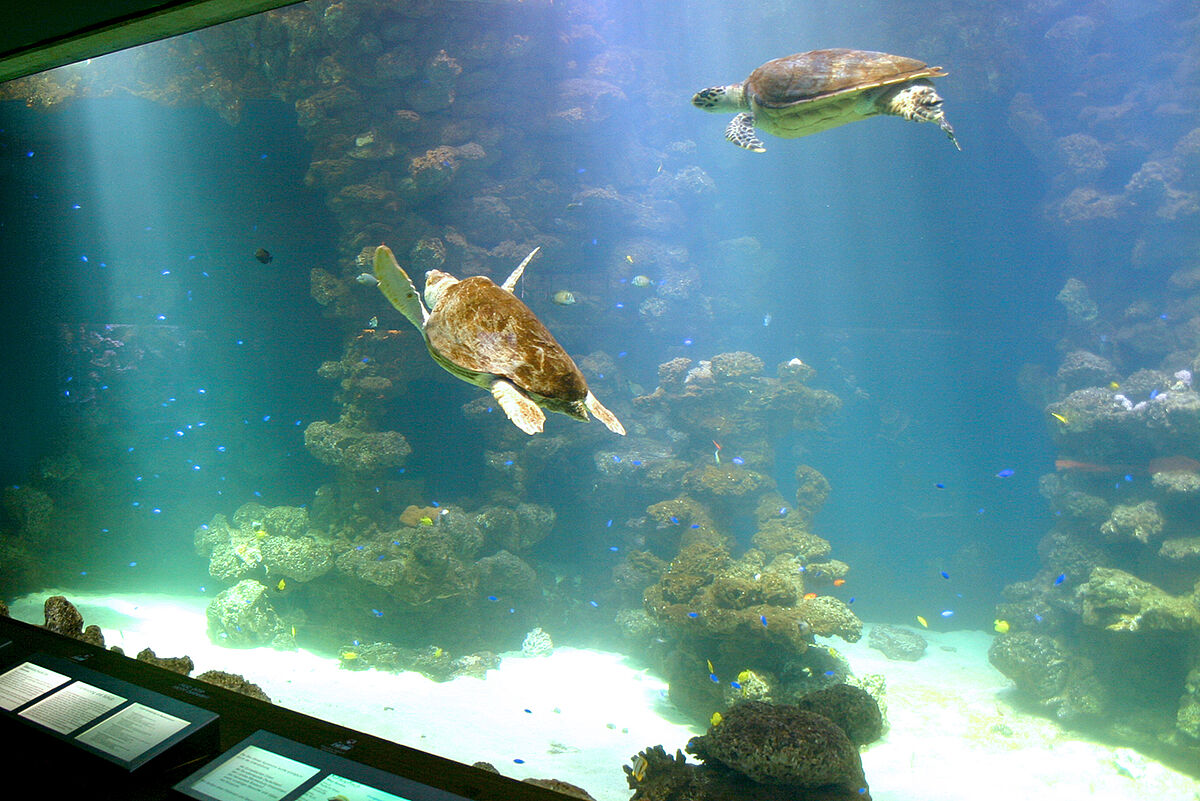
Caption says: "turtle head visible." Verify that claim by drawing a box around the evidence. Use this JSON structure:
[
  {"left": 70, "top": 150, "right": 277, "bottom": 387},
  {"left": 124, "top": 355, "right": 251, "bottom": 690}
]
[
  {"left": 423, "top": 270, "right": 460, "bottom": 310},
  {"left": 691, "top": 84, "right": 745, "bottom": 112}
]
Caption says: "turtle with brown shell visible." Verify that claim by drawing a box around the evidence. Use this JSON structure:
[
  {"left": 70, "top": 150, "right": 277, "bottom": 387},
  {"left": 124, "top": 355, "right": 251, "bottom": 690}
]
[
  {"left": 692, "top": 48, "right": 959, "bottom": 152},
  {"left": 373, "top": 244, "right": 625, "bottom": 436}
]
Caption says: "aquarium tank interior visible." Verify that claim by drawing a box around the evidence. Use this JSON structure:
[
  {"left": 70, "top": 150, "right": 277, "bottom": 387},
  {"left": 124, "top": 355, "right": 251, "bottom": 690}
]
[{"left": 1, "top": 0, "right": 1199, "bottom": 798}]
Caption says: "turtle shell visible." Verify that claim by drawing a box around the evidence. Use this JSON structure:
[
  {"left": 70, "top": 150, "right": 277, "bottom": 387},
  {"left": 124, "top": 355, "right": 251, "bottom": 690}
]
[
  {"left": 425, "top": 275, "right": 588, "bottom": 402},
  {"left": 745, "top": 48, "right": 945, "bottom": 110}
]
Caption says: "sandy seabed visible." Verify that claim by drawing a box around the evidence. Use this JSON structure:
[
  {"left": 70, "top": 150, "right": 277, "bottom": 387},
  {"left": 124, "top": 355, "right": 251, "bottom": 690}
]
[{"left": 7, "top": 591, "right": 1198, "bottom": 801}]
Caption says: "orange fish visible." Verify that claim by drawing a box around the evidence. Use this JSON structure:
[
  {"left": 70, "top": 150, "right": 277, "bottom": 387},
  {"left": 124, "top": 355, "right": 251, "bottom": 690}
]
[
  {"left": 803, "top": 592, "right": 817, "bottom": 600},
  {"left": 1054, "top": 459, "right": 1116, "bottom": 473},
  {"left": 832, "top": 578, "right": 846, "bottom": 587}
]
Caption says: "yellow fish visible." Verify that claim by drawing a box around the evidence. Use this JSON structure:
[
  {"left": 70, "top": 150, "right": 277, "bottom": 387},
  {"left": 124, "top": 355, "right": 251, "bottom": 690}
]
[
  {"left": 433, "top": 646, "right": 444, "bottom": 658},
  {"left": 254, "top": 529, "right": 267, "bottom": 539},
  {"left": 706, "top": 659, "right": 715, "bottom": 674},
  {"left": 1050, "top": 412, "right": 1069, "bottom": 425},
  {"left": 625, "top": 254, "right": 634, "bottom": 264},
  {"left": 916, "top": 615, "right": 929, "bottom": 628},
  {"left": 994, "top": 619, "right": 1010, "bottom": 634},
  {"left": 418, "top": 516, "right": 434, "bottom": 526},
  {"left": 631, "top": 755, "right": 648, "bottom": 782},
  {"left": 340, "top": 650, "right": 358, "bottom": 660},
  {"left": 276, "top": 578, "right": 286, "bottom": 591},
  {"left": 710, "top": 711, "right": 723, "bottom": 727},
  {"left": 290, "top": 625, "right": 296, "bottom": 637},
  {"left": 1109, "top": 381, "right": 1120, "bottom": 390}
]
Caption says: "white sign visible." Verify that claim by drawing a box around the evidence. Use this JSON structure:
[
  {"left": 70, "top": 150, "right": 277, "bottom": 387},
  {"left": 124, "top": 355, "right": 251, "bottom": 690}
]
[
  {"left": 191, "top": 744, "right": 320, "bottom": 801},
  {"left": 298, "top": 773, "right": 414, "bottom": 801},
  {"left": 19, "top": 680, "right": 124, "bottom": 734},
  {"left": 75, "top": 701, "right": 190, "bottom": 761},
  {"left": 0, "top": 661, "right": 70, "bottom": 710}
]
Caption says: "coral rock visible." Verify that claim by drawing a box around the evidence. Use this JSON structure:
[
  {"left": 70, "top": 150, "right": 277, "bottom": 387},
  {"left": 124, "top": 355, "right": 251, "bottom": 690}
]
[
  {"left": 867, "top": 624, "right": 926, "bottom": 661},
  {"left": 686, "top": 701, "right": 869, "bottom": 796}
]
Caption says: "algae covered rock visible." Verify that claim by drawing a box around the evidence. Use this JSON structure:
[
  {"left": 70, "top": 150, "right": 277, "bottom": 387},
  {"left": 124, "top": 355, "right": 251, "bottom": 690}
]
[
  {"left": 795, "top": 683, "right": 884, "bottom": 747},
  {"left": 196, "top": 669, "right": 272, "bottom": 703},
  {"left": 206, "top": 579, "right": 287, "bottom": 647},
  {"left": 686, "top": 701, "right": 869, "bottom": 796},
  {"left": 867, "top": 624, "right": 926, "bottom": 661},
  {"left": 1077, "top": 567, "right": 1200, "bottom": 632}
]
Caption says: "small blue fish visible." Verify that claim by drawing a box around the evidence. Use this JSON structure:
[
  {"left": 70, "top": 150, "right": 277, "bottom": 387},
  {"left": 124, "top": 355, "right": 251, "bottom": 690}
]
[
  {"left": 941, "top": 610, "right": 954, "bottom": 618},
  {"left": 760, "top": 615, "right": 768, "bottom": 627},
  {"left": 940, "top": 571, "right": 950, "bottom": 579},
  {"left": 690, "top": 523, "right": 700, "bottom": 529},
  {"left": 372, "top": 609, "right": 383, "bottom": 617},
  {"left": 669, "top": 516, "right": 679, "bottom": 524},
  {"left": 996, "top": 469, "right": 1015, "bottom": 478},
  {"left": 730, "top": 681, "right": 742, "bottom": 689},
  {"left": 589, "top": 600, "right": 599, "bottom": 608},
  {"left": 487, "top": 595, "right": 499, "bottom": 602},
  {"left": 687, "top": 611, "right": 699, "bottom": 618},
  {"left": 731, "top": 456, "right": 745, "bottom": 465},
  {"left": 609, "top": 545, "right": 619, "bottom": 552},
  {"left": 935, "top": 482, "right": 945, "bottom": 489},
  {"left": 709, "top": 673, "right": 719, "bottom": 683},
  {"left": 1054, "top": 573, "right": 1066, "bottom": 586}
]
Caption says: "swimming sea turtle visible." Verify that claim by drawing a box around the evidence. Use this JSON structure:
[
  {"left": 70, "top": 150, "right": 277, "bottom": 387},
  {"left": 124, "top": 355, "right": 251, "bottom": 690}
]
[
  {"left": 692, "top": 48, "right": 959, "bottom": 152},
  {"left": 373, "top": 244, "right": 625, "bottom": 436}
]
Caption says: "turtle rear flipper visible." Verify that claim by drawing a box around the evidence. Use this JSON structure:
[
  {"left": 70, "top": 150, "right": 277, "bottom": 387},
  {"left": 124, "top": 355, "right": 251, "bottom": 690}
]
[
  {"left": 501, "top": 246, "right": 540, "bottom": 293},
  {"left": 725, "top": 113, "right": 765, "bottom": 152},
  {"left": 491, "top": 379, "right": 546, "bottom": 435},
  {"left": 374, "top": 245, "right": 430, "bottom": 328},
  {"left": 585, "top": 391, "right": 625, "bottom": 436}
]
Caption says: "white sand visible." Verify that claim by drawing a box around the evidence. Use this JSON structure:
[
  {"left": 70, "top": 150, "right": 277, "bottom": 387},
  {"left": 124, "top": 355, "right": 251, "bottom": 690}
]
[{"left": 8, "top": 591, "right": 1198, "bottom": 800}]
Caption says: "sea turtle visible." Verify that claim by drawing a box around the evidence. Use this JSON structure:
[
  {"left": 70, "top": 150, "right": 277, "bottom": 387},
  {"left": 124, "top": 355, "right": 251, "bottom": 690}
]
[
  {"left": 692, "top": 48, "right": 959, "bottom": 152},
  {"left": 373, "top": 244, "right": 625, "bottom": 436}
]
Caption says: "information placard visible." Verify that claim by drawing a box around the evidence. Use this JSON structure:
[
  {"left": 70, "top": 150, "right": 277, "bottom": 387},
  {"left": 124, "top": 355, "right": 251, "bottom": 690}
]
[
  {"left": 0, "top": 653, "right": 219, "bottom": 773},
  {"left": 190, "top": 744, "right": 321, "bottom": 801},
  {"left": 298, "top": 773, "right": 413, "bottom": 801},
  {"left": 75, "top": 701, "right": 191, "bottom": 762},
  {"left": 0, "top": 661, "right": 71, "bottom": 710},
  {"left": 177, "top": 732, "right": 484, "bottom": 801},
  {"left": 19, "top": 679, "right": 125, "bottom": 734}
]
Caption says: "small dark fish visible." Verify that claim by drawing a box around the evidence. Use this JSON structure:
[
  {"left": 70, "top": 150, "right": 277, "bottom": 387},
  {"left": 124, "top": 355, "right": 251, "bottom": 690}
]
[{"left": 254, "top": 248, "right": 273, "bottom": 264}]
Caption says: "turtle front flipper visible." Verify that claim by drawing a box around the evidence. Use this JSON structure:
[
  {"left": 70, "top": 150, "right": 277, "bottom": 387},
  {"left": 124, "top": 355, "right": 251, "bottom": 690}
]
[
  {"left": 373, "top": 245, "right": 430, "bottom": 329},
  {"left": 501, "top": 246, "right": 540, "bottom": 293},
  {"left": 491, "top": 379, "right": 546, "bottom": 435},
  {"left": 725, "top": 113, "right": 765, "bottom": 152},
  {"left": 584, "top": 391, "right": 625, "bottom": 436},
  {"left": 884, "top": 83, "right": 960, "bottom": 151}
]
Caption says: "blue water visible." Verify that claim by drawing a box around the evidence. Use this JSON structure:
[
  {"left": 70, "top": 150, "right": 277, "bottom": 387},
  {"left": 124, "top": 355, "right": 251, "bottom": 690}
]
[{"left": 0, "top": 0, "right": 1196, "bottom": 782}]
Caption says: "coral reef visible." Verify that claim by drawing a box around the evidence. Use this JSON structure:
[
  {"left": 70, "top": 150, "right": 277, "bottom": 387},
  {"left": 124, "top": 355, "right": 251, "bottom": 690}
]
[{"left": 996, "top": 261, "right": 1200, "bottom": 763}]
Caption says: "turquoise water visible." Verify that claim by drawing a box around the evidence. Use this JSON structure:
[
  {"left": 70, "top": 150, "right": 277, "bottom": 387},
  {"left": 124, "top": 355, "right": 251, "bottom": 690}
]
[{"left": 1, "top": 0, "right": 1197, "bottom": 793}]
